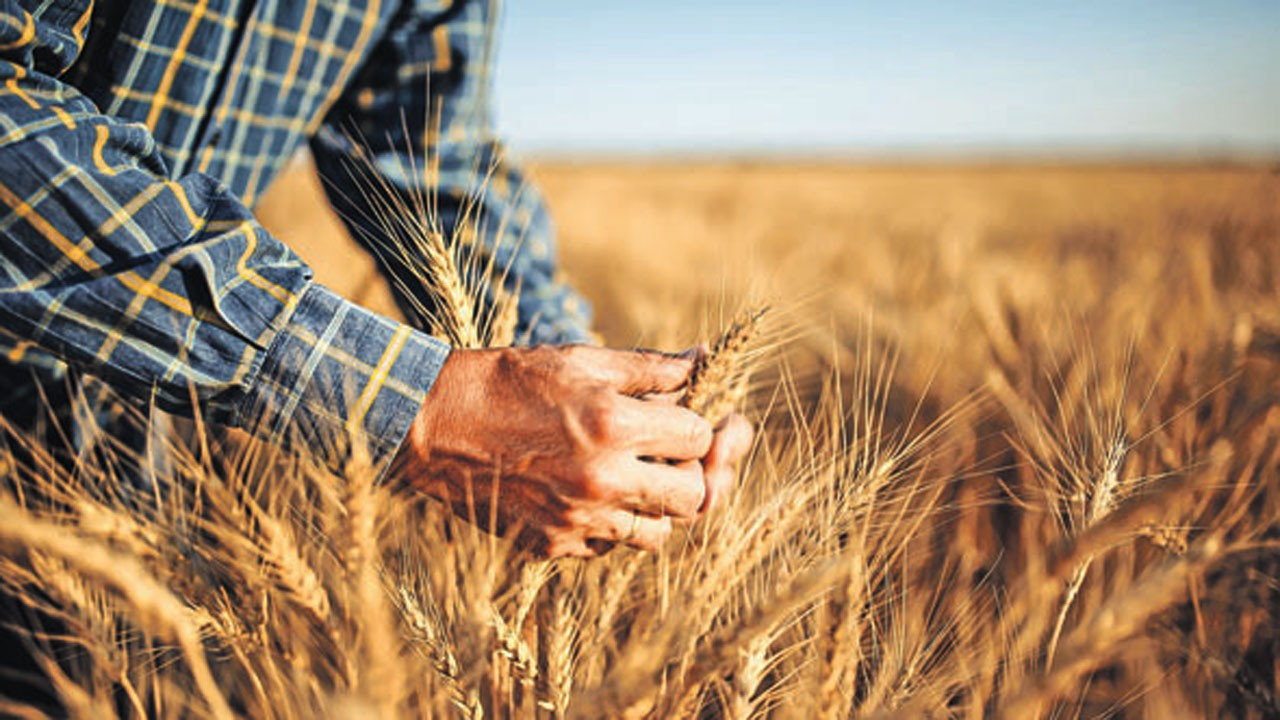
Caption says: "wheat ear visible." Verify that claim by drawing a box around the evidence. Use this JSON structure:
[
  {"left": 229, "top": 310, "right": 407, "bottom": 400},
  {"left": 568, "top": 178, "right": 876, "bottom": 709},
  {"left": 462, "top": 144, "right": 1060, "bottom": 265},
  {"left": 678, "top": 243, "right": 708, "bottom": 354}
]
[
  {"left": 201, "top": 472, "right": 332, "bottom": 627},
  {"left": 1044, "top": 433, "right": 1127, "bottom": 667},
  {"left": 0, "top": 503, "right": 235, "bottom": 720},
  {"left": 998, "top": 534, "right": 1225, "bottom": 719},
  {"left": 409, "top": 227, "right": 483, "bottom": 348},
  {"left": 572, "top": 548, "right": 850, "bottom": 720},
  {"left": 682, "top": 306, "right": 769, "bottom": 424},
  {"left": 397, "top": 584, "right": 483, "bottom": 719},
  {"left": 342, "top": 459, "right": 404, "bottom": 715}
]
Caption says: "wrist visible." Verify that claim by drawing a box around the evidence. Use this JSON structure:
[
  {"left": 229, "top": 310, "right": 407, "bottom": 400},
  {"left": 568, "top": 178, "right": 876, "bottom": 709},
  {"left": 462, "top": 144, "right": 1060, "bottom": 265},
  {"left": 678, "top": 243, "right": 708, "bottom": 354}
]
[{"left": 387, "top": 347, "right": 499, "bottom": 496}]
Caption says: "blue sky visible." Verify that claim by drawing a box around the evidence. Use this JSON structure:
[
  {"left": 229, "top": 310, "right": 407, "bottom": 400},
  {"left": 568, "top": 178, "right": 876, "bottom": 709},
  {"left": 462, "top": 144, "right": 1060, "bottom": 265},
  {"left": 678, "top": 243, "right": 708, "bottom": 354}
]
[{"left": 493, "top": 1, "right": 1280, "bottom": 155}]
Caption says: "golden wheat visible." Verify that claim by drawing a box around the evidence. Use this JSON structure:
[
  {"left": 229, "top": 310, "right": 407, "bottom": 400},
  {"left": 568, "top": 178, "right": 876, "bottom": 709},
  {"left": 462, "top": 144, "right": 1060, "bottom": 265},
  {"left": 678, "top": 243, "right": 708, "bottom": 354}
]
[
  {"left": 0, "top": 160, "right": 1275, "bottom": 719},
  {"left": 682, "top": 306, "right": 769, "bottom": 425}
]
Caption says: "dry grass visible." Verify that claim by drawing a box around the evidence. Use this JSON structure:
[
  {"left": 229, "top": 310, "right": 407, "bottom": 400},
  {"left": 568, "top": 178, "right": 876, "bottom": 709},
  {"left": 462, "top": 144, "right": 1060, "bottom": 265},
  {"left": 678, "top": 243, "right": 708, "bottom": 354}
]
[{"left": 0, "top": 157, "right": 1277, "bottom": 718}]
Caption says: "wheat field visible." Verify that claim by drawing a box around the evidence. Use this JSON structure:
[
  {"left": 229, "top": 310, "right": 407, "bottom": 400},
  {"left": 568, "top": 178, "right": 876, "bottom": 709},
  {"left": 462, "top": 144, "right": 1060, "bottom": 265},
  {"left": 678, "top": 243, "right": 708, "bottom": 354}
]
[{"left": 0, "top": 157, "right": 1277, "bottom": 719}]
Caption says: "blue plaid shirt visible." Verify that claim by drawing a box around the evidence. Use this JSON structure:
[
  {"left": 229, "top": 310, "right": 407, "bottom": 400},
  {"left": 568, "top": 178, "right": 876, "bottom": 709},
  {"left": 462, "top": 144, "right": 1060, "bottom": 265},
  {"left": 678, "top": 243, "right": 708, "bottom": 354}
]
[{"left": 0, "top": 0, "right": 592, "bottom": 470}]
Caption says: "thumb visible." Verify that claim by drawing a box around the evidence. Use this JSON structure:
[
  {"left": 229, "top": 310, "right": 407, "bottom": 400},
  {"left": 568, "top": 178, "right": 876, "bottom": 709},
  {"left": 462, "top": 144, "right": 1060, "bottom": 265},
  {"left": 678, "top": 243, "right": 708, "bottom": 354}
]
[
  {"left": 678, "top": 343, "right": 711, "bottom": 362},
  {"left": 700, "top": 413, "right": 753, "bottom": 514}
]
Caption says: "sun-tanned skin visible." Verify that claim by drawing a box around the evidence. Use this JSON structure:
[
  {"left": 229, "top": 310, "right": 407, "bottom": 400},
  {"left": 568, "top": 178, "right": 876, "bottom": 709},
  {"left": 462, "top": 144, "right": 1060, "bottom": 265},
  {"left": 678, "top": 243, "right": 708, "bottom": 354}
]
[{"left": 389, "top": 346, "right": 754, "bottom": 557}]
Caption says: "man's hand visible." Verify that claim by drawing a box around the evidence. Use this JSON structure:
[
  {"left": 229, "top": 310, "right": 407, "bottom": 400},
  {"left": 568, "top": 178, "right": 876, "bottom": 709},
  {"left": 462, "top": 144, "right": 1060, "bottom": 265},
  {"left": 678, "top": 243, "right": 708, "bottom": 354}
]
[{"left": 388, "top": 345, "right": 752, "bottom": 557}]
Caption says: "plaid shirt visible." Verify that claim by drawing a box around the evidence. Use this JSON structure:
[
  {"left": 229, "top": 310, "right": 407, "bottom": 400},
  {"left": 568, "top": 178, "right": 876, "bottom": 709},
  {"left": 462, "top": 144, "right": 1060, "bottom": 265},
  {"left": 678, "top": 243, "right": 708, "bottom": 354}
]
[{"left": 0, "top": 0, "right": 592, "bottom": 470}]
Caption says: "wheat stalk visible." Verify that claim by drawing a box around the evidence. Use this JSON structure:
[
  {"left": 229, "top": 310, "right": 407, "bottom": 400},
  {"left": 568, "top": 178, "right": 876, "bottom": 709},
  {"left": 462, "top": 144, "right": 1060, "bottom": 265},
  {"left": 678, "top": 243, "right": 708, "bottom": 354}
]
[
  {"left": 573, "top": 547, "right": 854, "bottom": 720},
  {"left": 342, "top": 458, "right": 404, "bottom": 715},
  {"left": 998, "top": 534, "right": 1226, "bottom": 718}
]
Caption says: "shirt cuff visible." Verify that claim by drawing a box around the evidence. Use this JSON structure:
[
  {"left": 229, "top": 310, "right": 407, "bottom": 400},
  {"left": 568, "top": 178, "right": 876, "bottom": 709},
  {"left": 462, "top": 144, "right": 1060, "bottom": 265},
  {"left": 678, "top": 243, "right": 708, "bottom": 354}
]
[{"left": 238, "top": 284, "right": 450, "bottom": 477}]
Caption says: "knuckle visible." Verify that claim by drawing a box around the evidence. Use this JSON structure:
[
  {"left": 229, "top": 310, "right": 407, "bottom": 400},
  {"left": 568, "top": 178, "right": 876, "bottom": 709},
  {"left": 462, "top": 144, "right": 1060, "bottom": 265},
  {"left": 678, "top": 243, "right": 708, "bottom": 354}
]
[
  {"left": 526, "top": 345, "right": 566, "bottom": 374},
  {"left": 637, "top": 351, "right": 663, "bottom": 375},
  {"left": 579, "top": 394, "right": 620, "bottom": 444},
  {"left": 638, "top": 518, "right": 673, "bottom": 552},
  {"left": 559, "top": 506, "right": 587, "bottom": 530},
  {"left": 688, "top": 416, "right": 714, "bottom": 453},
  {"left": 559, "top": 344, "right": 596, "bottom": 371},
  {"left": 544, "top": 528, "right": 591, "bottom": 559},
  {"left": 653, "top": 357, "right": 691, "bottom": 389},
  {"left": 673, "top": 477, "right": 706, "bottom": 518},
  {"left": 671, "top": 355, "right": 696, "bottom": 380},
  {"left": 577, "top": 464, "right": 616, "bottom": 501}
]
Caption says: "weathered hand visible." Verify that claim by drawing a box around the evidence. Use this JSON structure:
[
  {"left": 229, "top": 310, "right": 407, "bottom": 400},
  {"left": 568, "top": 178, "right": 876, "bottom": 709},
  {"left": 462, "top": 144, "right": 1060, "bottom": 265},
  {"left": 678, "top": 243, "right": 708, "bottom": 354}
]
[{"left": 389, "top": 345, "right": 750, "bottom": 557}]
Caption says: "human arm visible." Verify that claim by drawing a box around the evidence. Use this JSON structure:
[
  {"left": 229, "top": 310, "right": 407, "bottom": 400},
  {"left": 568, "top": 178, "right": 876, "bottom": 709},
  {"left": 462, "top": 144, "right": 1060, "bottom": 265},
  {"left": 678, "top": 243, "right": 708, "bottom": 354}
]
[
  {"left": 301, "top": 1, "right": 752, "bottom": 549},
  {"left": 308, "top": 0, "right": 594, "bottom": 346},
  {"left": 0, "top": 1, "right": 449, "bottom": 470}
]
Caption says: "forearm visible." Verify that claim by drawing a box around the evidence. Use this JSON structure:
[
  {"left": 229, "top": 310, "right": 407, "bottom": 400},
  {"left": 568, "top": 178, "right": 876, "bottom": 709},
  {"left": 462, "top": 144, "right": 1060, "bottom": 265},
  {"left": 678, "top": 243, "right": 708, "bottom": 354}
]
[
  {"left": 307, "top": 0, "right": 594, "bottom": 347},
  {"left": 0, "top": 34, "right": 446, "bottom": 472}
]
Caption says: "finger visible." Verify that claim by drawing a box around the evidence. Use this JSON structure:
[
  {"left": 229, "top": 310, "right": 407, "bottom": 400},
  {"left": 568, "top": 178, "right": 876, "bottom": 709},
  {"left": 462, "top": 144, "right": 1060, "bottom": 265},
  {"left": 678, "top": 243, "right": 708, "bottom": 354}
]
[
  {"left": 614, "top": 396, "right": 713, "bottom": 460},
  {"left": 640, "top": 346, "right": 705, "bottom": 402},
  {"left": 574, "top": 347, "right": 693, "bottom": 396},
  {"left": 636, "top": 346, "right": 707, "bottom": 402},
  {"left": 700, "top": 413, "right": 754, "bottom": 514},
  {"left": 518, "top": 525, "right": 597, "bottom": 559},
  {"left": 677, "top": 343, "right": 710, "bottom": 361},
  {"left": 599, "top": 509, "right": 673, "bottom": 552},
  {"left": 543, "top": 536, "right": 597, "bottom": 559},
  {"left": 711, "top": 413, "right": 754, "bottom": 465},
  {"left": 703, "top": 465, "right": 735, "bottom": 516},
  {"left": 618, "top": 458, "right": 706, "bottom": 519},
  {"left": 640, "top": 390, "right": 683, "bottom": 405}
]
